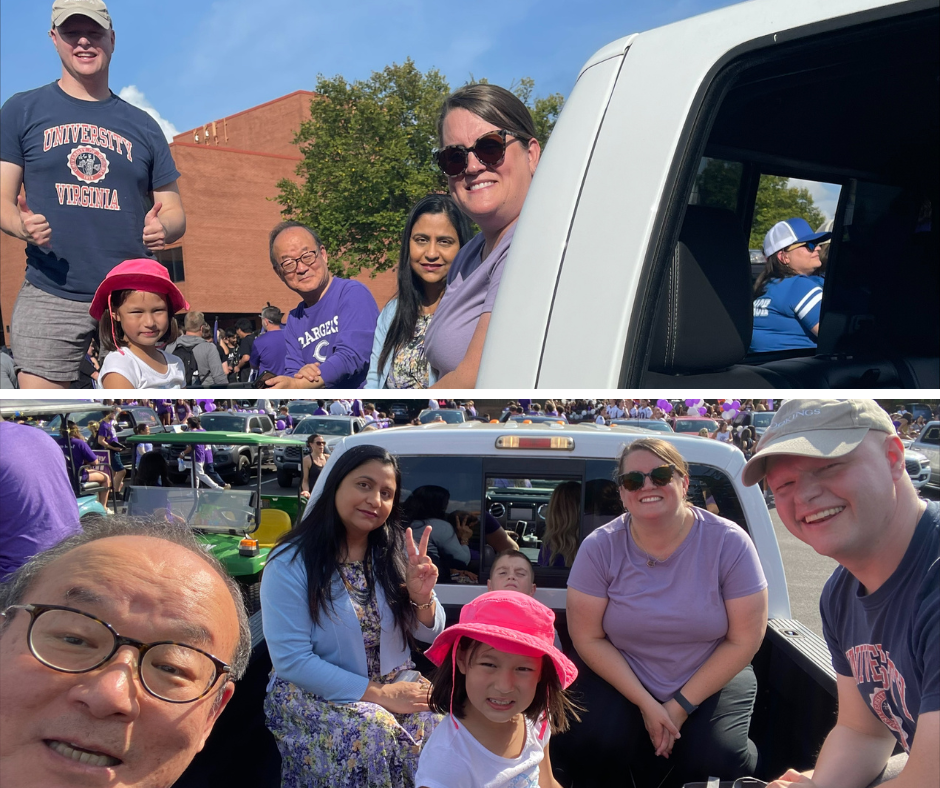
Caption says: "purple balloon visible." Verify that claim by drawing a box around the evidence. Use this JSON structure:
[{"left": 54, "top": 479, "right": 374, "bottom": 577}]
[
  {"left": 661, "top": 401, "right": 673, "bottom": 413},
  {"left": 698, "top": 407, "right": 708, "bottom": 416},
  {"left": 685, "top": 399, "right": 698, "bottom": 407},
  {"left": 732, "top": 400, "right": 741, "bottom": 410},
  {"left": 276, "top": 419, "right": 286, "bottom": 430}
]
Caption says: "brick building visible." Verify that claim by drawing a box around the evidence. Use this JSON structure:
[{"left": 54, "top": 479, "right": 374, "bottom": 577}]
[{"left": 0, "top": 90, "right": 397, "bottom": 344}]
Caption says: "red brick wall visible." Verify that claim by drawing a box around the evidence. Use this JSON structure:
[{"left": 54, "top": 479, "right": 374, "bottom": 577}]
[{"left": 173, "top": 91, "right": 316, "bottom": 158}]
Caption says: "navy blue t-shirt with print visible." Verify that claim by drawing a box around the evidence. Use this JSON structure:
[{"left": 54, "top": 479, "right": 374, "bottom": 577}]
[
  {"left": 821, "top": 501, "right": 939, "bottom": 754},
  {"left": 0, "top": 82, "right": 180, "bottom": 301}
]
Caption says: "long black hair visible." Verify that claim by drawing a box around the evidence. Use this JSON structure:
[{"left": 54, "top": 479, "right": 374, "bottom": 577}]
[
  {"left": 377, "top": 194, "right": 472, "bottom": 377},
  {"left": 272, "top": 444, "right": 418, "bottom": 644}
]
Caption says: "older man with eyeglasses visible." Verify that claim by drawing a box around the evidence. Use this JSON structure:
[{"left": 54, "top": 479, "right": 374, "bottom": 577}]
[
  {"left": 262, "top": 221, "right": 379, "bottom": 389},
  {"left": 0, "top": 518, "right": 250, "bottom": 788}
]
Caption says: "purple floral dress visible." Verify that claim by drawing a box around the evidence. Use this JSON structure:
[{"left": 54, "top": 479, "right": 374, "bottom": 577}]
[{"left": 264, "top": 561, "right": 443, "bottom": 788}]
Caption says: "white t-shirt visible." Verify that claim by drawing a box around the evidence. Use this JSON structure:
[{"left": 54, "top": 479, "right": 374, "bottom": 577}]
[
  {"left": 329, "top": 400, "right": 347, "bottom": 415},
  {"left": 99, "top": 348, "right": 185, "bottom": 389},
  {"left": 716, "top": 430, "right": 732, "bottom": 442},
  {"left": 416, "top": 715, "right": 548, "bottom": 788}
]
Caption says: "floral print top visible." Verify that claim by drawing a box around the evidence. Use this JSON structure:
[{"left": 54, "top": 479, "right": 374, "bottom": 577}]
[
  {"left": 340, "top": 561, "right": 412, "bottom": 681},
  {"left": 386, "top": 314, "right": 432, "bottom": 390}
]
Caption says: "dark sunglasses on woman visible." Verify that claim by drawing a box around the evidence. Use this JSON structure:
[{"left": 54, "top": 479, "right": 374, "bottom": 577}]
[
  {"left": 783, "top": 240, "right": 819, "bottom": 253},
  {"left": 435, "top": 129, "right": 522, "bottom": 176},
  {"left": 618, "top": 464, "right": 677, "bottom": 491}
]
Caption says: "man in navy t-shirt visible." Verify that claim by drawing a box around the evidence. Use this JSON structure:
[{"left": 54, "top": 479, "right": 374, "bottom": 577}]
[
  {"left": 263, "top": 221, "right": 378, "bottom": 389},
  {"left": 744, "top": 399, "right": 938, "bottom": 788},
  {"left": 0, "top": 0, "right": 185, "bottom": 388}
]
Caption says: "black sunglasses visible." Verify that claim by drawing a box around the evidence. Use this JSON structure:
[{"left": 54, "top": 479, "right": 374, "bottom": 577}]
[
  {"left": 783, "top": 241, "right": 819, "bottom": 253},
  {"left": 435, "top": 130, "right": 522, "bottom": 176},
  {"left": 618, "top": 464, "right": 677, "bottom": 492}
]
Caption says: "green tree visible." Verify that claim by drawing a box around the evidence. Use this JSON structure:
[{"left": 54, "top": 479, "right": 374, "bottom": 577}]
[
  {"left": 749, "top": 176, "right": 826, "bottom": 249},
  {"left": 277, "top": 63, "right": 565, "bottom": 275},
  {"left": 275, "top": 59, "right": 450, "bottom": 277}
]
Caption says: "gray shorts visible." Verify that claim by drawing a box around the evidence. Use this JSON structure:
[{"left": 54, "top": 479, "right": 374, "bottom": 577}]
[{"left": 11, "top": 280, "right": 98, "bottom": 383}]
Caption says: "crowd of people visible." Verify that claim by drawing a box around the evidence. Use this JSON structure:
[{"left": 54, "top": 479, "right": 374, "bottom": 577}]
[{"left": 0, "top": 397, "right": 935, "bottom": 788}]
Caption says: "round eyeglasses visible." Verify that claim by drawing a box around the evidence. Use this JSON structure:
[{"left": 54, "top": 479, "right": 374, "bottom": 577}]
[
  {"left": 2, "top": 604, "right": 231, "bottom": 703},
  {"left": 278, "top": 247, "right": 321, "bottom": 274}
]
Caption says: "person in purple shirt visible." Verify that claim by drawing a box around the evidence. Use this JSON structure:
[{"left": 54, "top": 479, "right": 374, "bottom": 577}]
[
  {"left": 0, "top": 421, "right": 81, "bottom": 581},
  {"left": 61, "top": 421, "right": 110, "bottom": 507},
  {"left": 181, "top": 417, "right": 224, "bottom": 490},
  {"left": 250, "top": 305, "right": 288, "bottom": 377},
  {"left": 175, "top": 399, "right": 192, "bottom": 424},
  {"left": 561, "top": 437, "right": 768, "bottom": 787},
  {"left": 156, "top": 398, "right": 174, "bottom": 426},
  {"left": 263, "top": 221, "right": 378, "bottom": 389}
]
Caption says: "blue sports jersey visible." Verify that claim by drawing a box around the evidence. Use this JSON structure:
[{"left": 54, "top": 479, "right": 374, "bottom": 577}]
[
  {"left": 821, "top": 502, "right": 939, "bottom": 754},
  {"left": 0, "top": 83, "right": 180, "bottom": 301},
  {"left": 750, "top": 275, "right": 824, "bottom": 353}
]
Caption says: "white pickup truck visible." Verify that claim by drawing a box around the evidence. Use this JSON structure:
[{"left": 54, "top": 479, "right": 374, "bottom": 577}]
[
  {"left": 177, "top": 422, "right": 856, "bottom": 787},
  {"left": 477, "top": 0, "right": 939, "bottom": 389}
]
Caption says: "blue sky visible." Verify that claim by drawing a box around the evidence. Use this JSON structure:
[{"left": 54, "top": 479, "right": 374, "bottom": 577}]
[
  {"left": 0, "top": 0, "right": 838, "bottom": 217},
  {"left": 2, "top": 0, "right": 742, "bottom": 136}
]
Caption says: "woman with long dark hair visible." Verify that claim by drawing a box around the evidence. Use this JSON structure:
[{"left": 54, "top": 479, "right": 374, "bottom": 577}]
[
  {"left": 261, "top": 445, "right": 445, "bottom": 788},
  {"left": 366, "top": 194, "right": 472, "bottom": 389}
]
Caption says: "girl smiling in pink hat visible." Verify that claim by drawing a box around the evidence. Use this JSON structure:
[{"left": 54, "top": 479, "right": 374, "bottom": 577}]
[{"left": 416, "top": 591, "right": 580, "bottom": 788}]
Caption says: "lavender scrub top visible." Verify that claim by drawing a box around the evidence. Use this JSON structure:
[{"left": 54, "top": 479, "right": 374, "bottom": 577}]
[
  {"left": 567, "top": 506, "right": 767, "bottom": 702},
  {"left": 423, "top": 224, "right": 516, "bottom": 381}
]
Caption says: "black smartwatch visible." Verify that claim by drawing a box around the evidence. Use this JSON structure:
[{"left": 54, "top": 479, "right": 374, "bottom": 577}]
[{"left": 672, "top": 690, "right": 698, "bottom": 715}]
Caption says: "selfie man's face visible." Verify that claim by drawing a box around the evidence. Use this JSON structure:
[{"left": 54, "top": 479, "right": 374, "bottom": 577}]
[
  {"left": 765, "top": 432, "right": 905, "bottom": 562},
  {"left": 0, "top": 536, "right": 239, "bottom": 788}
]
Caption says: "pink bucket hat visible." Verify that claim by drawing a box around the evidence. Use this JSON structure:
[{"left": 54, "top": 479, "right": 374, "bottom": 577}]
[
  {"left": 425, "top": 590, "right": 578, "bottom": 689},
  {"left": 89, "top": 259, "right": 189, "bottom": 321}
]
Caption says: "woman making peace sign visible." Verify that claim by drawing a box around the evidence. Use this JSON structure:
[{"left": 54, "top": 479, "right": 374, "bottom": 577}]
[{"left": 261, "top": 445, "right": 445, "bottom": 788}]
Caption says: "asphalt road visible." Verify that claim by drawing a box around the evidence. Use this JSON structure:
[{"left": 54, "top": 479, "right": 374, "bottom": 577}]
[{"left": 770, "top": 486, "right": 939, "bottom": 638}]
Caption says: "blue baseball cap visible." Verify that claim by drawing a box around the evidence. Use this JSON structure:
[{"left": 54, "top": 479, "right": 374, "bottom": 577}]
[{"left": 763, "top": 218, "right": 832, "bottom": 259}]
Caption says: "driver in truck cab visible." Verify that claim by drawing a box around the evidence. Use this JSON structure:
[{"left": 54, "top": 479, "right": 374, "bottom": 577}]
[
  {"left": 0, "top": 517, "right": 250, "bottom": 788},
  {"left": 744, "top": 399, "right": 938, "bottom": 788}
]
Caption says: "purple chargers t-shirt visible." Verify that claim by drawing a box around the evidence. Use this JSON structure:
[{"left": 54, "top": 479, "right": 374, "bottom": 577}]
[
  {"left": 0, "top": 422, "right": 81, "bottom": 581},
  {"left": 567, "top": 506, "right": 767, "bottom": 702},
  {"left": 284, "top": 278, "right": 379, "bottom": 388},
  {"left": 423, "top": 224, "right": 516, "bottom": 381}
]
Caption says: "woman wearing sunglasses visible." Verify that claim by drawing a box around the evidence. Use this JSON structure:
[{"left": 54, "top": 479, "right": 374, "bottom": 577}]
[
  {"left": 750, "top": 217, "right": 832, "bottom": 353},
  {"left": 562, "top": 438, "right": 768, "bottom": 787},
  {"left": 299, "top": 432, "right": 329, "bottom": 500},
  {"left": 422, "top": 84, "right": 541, "bottom": 387},
  {"left": 366, "top": 194, "right": 472, "bottom": 388}
]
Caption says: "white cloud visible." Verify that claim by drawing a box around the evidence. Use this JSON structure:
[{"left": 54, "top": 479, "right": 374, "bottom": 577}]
[
  {"left": 788, "top": 178, "right": 841, "bottom": 223},
  {"left": 118, "top": 85, "right": 179, "bottom": 141}
]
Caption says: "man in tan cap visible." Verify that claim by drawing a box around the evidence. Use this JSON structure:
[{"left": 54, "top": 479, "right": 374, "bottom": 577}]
[
  {"left": 0, "top": 0, "right": 186, "bottom": 389},
  {"left": 742, "top": 399, "right": 938, "bottom": 788}
]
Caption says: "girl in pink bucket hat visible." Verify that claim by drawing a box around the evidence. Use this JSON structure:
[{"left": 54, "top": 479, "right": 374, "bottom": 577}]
[
  {"left": 89, "top": 259, "right": 189, "bottom": 388},
  {"left": 415, "top": 590, "right": 580, "bottom": 788}
]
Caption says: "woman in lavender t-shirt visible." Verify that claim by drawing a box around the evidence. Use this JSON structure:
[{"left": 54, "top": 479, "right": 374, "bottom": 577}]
[
  {"left": 422, "top": 83, "right": 542, "bottom": 387},
  {"left": 563, "top": 437, "right": 768, "bottom": 786}
]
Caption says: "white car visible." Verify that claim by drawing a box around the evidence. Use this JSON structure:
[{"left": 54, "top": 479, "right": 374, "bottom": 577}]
[
  {"left": 273, "top": 415, "right": 367, "bottom": 487},
  {"left": 477, "top": 0, "right": 938, "bottom": 388}
]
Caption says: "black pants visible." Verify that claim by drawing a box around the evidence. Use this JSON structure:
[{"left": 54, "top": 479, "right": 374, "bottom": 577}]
[{"left": 552, "top": 652, "right": 758, "bottom": 788}]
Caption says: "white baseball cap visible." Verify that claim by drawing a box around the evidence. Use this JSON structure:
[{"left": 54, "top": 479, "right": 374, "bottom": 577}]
[{"left": 762, "top": 217, "right": 832, "bottom": 259}]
